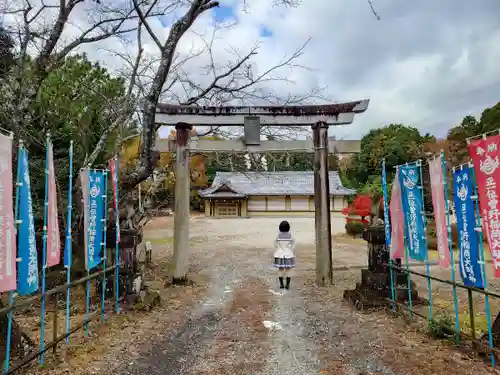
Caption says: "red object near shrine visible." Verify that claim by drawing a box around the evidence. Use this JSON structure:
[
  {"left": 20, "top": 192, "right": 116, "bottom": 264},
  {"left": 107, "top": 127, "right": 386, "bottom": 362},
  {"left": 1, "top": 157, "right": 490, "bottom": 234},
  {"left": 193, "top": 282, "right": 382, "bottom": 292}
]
[{"left": 343, "top": 194, "right": 372, "bottom": 225}]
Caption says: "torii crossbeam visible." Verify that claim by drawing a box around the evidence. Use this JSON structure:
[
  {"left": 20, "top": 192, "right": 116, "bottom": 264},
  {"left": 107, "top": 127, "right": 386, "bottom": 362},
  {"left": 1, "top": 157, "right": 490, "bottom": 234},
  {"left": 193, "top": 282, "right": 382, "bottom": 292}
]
[
  {"left": 155, "top": 100, "right": 370, "bottom": 286},
  {"left": 155, "top": 100, "right": 369, "bottom": 126}
]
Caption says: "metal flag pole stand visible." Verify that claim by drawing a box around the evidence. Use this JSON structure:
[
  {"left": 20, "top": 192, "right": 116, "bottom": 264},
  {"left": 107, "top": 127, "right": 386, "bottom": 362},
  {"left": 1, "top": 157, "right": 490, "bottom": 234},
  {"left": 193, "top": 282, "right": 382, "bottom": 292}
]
[
  {"left": 381, "top": 159, "right": 396, "bottom": 312},
  {"left": 470, "top": 163, "right": 495, "bottom": 367},
  {"left": 39, "top": 134, "right": 50, "bottom": 364},
  {"left": 64, "top": 141, "right": 73, "bottom": 344},
  {"left": 399, "top": 163, "right": 414, "bottom": 320},
  {"left": 402, "top": 196, "right": 414, "bottom": 317},
  {"left": 4, "top": 138, "right": 23, "bottom": 372},
  {"left": 114, "top": 155, "right": 120, "bottom": 313},
  {"left": 441, "top": 152, "right": 460, "bottom": 344},
  {"left": 417, "top": 160, "right": 433, "bottom": 322},
  {"left": 84, "top": 168, "right": 93, "bottom": 338},
  {"left": 101, "top": 170, "right": 109, "bottom": 321}
]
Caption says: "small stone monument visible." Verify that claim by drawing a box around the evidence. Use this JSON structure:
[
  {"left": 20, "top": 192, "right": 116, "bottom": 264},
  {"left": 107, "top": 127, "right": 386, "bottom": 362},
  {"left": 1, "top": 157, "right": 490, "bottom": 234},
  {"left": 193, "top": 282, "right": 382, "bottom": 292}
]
[{"left": 343, "top": 221, "right": 420, "bottom": 310}]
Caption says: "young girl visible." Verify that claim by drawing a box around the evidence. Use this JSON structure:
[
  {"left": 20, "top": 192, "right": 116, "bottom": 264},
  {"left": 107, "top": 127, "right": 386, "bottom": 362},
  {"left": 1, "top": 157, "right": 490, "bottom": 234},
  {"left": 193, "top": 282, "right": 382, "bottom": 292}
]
[{"left": 272, "top": 220, "right": 296, "bottom": 289}]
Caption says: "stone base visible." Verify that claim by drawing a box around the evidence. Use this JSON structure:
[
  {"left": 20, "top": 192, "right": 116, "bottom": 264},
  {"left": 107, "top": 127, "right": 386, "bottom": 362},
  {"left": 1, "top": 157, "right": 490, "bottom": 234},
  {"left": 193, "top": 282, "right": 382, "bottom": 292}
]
[{"left": 343, "top": 268, "right": 420, "bottom": 311}]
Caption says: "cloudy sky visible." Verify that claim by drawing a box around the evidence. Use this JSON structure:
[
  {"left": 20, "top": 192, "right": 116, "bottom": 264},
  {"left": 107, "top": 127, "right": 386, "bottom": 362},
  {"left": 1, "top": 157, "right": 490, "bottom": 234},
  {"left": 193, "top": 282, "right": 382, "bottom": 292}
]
[
  {"left": 6, "top": 0, "right": 500, "bottom": 140},
  {"left": 201, "top": 0, "right": 500, "bottom": 140}
]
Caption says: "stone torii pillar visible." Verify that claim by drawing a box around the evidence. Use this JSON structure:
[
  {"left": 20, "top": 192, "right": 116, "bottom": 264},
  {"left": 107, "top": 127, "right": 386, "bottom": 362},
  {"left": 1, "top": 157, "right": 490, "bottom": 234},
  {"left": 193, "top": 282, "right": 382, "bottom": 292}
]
[
  {"left": 171, "top": 122, "right": 192, "bottom": 282},
  {"left": 154, "top": 101, "right": 370, "bottom": 285}
]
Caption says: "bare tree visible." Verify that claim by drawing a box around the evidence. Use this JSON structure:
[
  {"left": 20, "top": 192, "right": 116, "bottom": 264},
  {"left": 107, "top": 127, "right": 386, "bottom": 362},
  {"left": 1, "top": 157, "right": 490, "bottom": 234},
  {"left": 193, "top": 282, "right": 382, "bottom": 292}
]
[
  {"left": 1, "top": 0, "right": 378, "bottom": 190},
  {"left": 0, "top": 0, "right": 174, "bottom": 143},
  {"left": 121, "top": 0, "right": 325, "bottom": 191}
]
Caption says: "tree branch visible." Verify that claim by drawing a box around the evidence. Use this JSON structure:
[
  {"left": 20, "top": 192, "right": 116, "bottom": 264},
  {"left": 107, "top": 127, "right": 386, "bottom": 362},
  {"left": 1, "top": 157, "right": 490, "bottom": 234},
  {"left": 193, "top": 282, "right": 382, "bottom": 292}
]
[
  {"left": 367, "top": 0, "right": 381, "bottom": 20},
  {"left": 132, "top": 0, "right": 162, "bottom": 50},
  {"left": 121, "top": 0, "right": 220, "bottom": 191}
]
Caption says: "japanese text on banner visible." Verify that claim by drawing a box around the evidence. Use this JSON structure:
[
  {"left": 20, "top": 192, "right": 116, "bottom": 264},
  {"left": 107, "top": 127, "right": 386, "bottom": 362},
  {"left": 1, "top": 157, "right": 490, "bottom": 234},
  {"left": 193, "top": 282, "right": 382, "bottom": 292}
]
[
  {"left": 428, "top": 158, "right": 451, "bottom": 268},
  {"left": 468, "top": 134, "right": 500, "bottom": 278},
  {"left": 453, "top": 167, "right": 483, "bottom": 288},
  {"left": 398, "top": 165, "right": 427, "bottom": 262},
  {"left": 85, "top": 170, "right": 106, "bottom": 271},
  {"left": 46, "top": 139, "right": 60, "bottom": 267},
  {"left": 389, "top": 169, "right": 404, "bottom": 260},
  {"left": 0, "top": 134, "right": 16, "bottom": 292},
  {"left": 17, "top": 147, "right": 39, "bottom": 295}
]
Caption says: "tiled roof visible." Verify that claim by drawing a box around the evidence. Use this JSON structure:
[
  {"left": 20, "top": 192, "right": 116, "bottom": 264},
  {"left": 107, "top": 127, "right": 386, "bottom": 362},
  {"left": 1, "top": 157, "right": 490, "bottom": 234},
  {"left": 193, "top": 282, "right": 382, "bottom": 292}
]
[{"left": 199, "top": 171, "right": 356, "bottom": 198}]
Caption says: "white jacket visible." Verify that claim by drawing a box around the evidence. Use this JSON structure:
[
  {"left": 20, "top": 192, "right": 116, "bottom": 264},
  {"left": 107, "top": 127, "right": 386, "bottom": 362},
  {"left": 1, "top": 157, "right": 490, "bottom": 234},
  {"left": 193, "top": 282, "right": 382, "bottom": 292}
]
[{"left": 273, "top": 231, "right": 295, "bottom": 259}]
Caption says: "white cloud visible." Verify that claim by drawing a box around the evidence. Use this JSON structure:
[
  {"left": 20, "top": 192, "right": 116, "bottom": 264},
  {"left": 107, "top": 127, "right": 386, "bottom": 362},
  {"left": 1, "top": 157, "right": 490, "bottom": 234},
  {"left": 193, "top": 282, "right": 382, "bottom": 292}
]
[{"left": 5, "top": 0, "right": 500, "bottom": 140}]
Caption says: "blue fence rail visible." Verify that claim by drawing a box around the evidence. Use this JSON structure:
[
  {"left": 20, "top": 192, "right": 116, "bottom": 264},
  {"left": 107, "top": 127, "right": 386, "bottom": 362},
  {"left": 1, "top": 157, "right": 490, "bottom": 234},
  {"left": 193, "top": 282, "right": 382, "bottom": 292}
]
[
  {"left": 380, "top": 148, "right": 500, "bottom": 368},
  {"left": 1, "top": 265, "right": 122, "bottom": 374},
  {"left": 0, "top": 130, "right": 122, "bottom": 374}
]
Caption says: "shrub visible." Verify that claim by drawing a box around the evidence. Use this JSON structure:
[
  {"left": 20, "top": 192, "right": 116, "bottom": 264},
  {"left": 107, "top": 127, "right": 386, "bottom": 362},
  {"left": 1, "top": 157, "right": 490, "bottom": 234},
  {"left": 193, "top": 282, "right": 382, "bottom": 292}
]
[{"left": 345, "top": 221, "right": 365, "bottom": 237}]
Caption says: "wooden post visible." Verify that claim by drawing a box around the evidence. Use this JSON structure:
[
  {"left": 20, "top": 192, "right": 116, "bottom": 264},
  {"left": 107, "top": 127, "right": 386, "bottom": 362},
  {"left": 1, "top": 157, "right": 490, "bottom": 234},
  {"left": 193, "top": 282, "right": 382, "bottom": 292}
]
[
  {"left": 312, "top": 122, "right": 333, "bottom": 286},
  {"left": 172, "top": 122, "right": 192, "bottom": 284}
]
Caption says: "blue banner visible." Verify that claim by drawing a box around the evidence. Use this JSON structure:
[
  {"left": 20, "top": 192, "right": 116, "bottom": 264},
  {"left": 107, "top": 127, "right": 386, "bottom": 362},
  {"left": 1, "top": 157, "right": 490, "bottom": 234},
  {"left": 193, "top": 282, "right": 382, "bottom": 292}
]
[
  {"left": 399, "top": 165, "right": 426, "bottom": 261},
  {"left": 86, "top": 170, "right": 106, "bottom": 270},
  {"left": 17, "top": 147, "right": 39, "bottom": 295},
  {"left": 453, "top": 167, "right": 483, "bottom": 288}
]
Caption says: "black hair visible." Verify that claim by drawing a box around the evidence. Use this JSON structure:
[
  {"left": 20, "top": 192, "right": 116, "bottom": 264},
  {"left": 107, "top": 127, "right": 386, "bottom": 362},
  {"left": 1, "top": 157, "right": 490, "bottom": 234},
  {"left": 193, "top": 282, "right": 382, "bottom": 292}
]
[{"left": 279, "top": 220, "right": 290, "bottom": 232}]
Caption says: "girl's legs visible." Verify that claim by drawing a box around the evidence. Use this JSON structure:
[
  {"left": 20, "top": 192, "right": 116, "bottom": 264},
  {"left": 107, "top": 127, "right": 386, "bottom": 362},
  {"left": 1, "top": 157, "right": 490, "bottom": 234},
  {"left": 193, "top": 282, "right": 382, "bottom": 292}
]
[
  {"left": 278, "top": 268, "right": 285, "bottom": 288},
  {"left": 284, "top": 267, "right": 293, "bottom": 289}
]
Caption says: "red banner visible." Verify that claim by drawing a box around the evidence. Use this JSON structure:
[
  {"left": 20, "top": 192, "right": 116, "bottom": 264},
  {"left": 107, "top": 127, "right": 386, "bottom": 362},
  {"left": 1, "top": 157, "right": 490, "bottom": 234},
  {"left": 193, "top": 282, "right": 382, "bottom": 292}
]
[
  {"left": 390, "top": 170, "right": 404, "bottom": 260},
  {"left": 468, "top": 134, "right": 500, "bottom": 277},
  {"left": 109, "top": 158, "right": 120, "bottom": 243},
  {"left": 46, "top": 139, "right": 61, "bottom": 267},
  {"left": 428, "top": 157, "right": 451, "bottom": 268},
  {"left": 0, "top": 134, "right": 16, "bottom": 291}
]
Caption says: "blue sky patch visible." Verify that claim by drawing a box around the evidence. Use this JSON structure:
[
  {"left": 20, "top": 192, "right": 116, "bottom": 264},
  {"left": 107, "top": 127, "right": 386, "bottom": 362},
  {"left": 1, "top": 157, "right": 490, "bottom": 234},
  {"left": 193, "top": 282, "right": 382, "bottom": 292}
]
[
  {"left": 212, "top": 5, "right": 236, "bottom": 23},
  {"left": 260, "top": 26, "right": 273, "bottom": 38},
  {"left": 159, "top": 16, "right": 169, "bottom": 27}
]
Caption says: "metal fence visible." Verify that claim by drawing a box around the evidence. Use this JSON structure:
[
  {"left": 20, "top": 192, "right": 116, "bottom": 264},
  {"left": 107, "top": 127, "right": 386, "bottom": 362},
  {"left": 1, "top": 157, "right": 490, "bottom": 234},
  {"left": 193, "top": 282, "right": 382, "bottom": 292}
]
[
  {"left": 380, "top": 151, "right": 500, "bottom": 368},
  {"left": 0, "top": 263, "right": 124, "bottom": 374},
  {"left": 0, "top": 133, "right": 124, "bottom": 374}
]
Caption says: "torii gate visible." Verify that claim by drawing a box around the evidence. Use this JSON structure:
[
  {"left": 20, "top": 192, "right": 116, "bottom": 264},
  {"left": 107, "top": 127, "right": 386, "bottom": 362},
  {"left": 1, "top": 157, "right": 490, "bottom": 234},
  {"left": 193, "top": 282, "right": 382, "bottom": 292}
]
[{"left": 154, "top": 101, "right": 370, "bottom": 286}]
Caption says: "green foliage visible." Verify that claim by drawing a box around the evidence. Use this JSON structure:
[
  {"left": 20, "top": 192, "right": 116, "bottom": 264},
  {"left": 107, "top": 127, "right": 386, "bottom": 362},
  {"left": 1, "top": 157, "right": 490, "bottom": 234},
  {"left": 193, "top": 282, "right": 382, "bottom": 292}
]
[
  {"left": 446, "top": 102, "right": 500, "bottom": 165},
  {"left": 359, "top": 175, "right": 383, "bottom": 201},
  {"left": 427, "top": 314, "right": 455, "bottom": 339},
  {"left": 344, "top": 124, "right": 432, "bottom": 197},
  {"left": 0, "top": 26, "right": 14, "bottom": 77},
  {"left": 345, "top": 221, "right": 365, "bottom": 237},
  {"left": 0, "top": 54, "right": 131, "bottom": 235},
  {"left": 35, "top": 55, "right": 129, "bottom": 161}
]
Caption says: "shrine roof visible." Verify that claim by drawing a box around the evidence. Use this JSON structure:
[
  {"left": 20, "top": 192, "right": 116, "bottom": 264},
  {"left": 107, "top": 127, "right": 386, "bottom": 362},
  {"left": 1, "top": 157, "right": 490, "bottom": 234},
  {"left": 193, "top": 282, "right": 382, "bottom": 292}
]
[{"left": 199, "top": 171, "right": 356, "bottom": 198}]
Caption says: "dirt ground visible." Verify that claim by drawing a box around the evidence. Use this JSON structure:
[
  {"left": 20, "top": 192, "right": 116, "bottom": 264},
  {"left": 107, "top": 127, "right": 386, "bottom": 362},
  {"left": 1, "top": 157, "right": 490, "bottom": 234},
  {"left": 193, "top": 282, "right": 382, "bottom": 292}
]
[{"left": 23, "top": 216, "right": 499, "bottom": 375}]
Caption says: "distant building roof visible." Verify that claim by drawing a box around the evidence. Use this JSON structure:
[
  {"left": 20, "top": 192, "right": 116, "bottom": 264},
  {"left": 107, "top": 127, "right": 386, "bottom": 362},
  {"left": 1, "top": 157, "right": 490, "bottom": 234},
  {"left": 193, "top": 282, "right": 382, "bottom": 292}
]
[{"left": 200, "top": 171, "right": 356, "bottom": 198}]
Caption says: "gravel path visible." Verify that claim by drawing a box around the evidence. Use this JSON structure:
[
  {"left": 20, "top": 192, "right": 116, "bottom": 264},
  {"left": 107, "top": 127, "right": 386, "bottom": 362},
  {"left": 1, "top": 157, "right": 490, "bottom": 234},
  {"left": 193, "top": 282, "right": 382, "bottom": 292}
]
[
  {"left": 108, "top": 217, "right": 493, "bottom": 375},
  {"left": 25, "top": 217, "right": 491, "bottom": 375}
]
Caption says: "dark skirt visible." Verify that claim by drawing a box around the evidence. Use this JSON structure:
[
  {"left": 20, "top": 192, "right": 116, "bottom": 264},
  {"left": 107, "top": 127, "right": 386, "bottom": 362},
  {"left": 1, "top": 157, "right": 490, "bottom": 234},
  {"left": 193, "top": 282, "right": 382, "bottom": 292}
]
[{"left": 273, "top": 257, "right": 296, "bottom": 268}]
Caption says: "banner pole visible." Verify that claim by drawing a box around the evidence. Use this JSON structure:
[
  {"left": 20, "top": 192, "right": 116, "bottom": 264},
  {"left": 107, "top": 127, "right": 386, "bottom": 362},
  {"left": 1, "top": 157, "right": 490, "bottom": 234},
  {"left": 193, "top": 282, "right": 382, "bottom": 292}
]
[
  {"left": 84, "top": 169, "right": 90, "bottom": 337},
  {"left": 101, "top": 171, "right": 109, "bottom": 321},
  {"left": 5, "top": 139, "right": 23, "bottom": 372},
  {"left": 381, "top": 159, "right": 396, "bottom": 312},
  {"left": 418, "top": 161, "right": 433, "bottom": 321},
  {"left": 399, "top": 165, "right": 414, "bottom": 320},
  {"left": 470, "top": 165, "right": 495, "bottom": 367},
  {"left": 114, "top": 155, "right": 120, "bottom": 313},
  {"left": 64, "top": 141, "right": 73, "bottom": 344},
  {"left": 441, "top": 153, "right": 461, "bottom": 344},
  {"left": 39, "top": 134, "right": 50, "bottom": 364}
]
